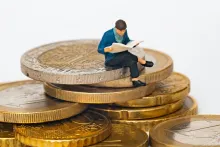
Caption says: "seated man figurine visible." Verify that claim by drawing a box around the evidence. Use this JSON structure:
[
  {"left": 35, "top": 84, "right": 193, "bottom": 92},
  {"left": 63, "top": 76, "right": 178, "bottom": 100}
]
[{"left": 97, "top": 19, "right": 154, "bottom": 87}]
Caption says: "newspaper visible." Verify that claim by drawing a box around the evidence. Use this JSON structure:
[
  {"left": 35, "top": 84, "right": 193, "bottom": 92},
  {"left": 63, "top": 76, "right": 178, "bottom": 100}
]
[{"left": 106, "top": 40, "right": 144, "bottom": 53}]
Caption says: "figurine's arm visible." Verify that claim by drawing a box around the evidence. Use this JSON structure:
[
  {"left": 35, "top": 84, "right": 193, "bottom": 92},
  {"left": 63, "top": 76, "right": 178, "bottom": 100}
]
[{"left": 98, "top": 33, "right": 108, "bottom": 54}]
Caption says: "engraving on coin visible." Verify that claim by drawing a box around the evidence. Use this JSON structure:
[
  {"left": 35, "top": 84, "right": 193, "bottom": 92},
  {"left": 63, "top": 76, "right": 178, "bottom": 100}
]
[
  {"left": 21, "top": 39, "right": 144, "bottom": 84},
  {"left": 15, "top": 110, "right": 111, "bottom": 147},
  {"left": 89, "top": 48, "right": 173, "bottom": 88},
  {"left": 44, "top": 83, "right": 156, "bottom": 103},
  {"left": 91, "top": 124, "right": 148, "bottom": 147},
  {"left": 167, "top": 120, "right": 220, "bottom": 145},
  {"left": 150, "top": 115, "right": 220, "bottom": 147},
  {"left": 90, "top": 99, "right": 184, "bottom": 120},
  {"left": 112, "top": 96, "right": 198, "bottom": 132},
  {"left": 0, "top": 81, "right": 88, "bottom": 123},
  {"left": 116, "top": 72, "right": 190, "bottom": 107}
]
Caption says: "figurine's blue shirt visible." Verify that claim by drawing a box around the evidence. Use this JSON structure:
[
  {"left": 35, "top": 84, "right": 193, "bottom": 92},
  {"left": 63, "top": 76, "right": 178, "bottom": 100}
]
[{"left": 97, "top": 28, "right": 131, "bottom": 64}]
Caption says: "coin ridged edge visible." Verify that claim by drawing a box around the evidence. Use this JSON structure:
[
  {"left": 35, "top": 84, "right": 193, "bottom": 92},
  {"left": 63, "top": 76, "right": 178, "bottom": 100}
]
[
  {"left": 44, "top": 83, "right": 156, "bottom": 104},
  {"left": 90, "top": 99, "right": 185, "bottom": 120},
  {"left": 0, "top": 103, "right": 88, "bottom": 123},
  {"left": 116, "top": 72, "right": 191, "bottom": 107},
  {"left": 116, "top": 83, "right": 190, "bottom": 108},
  {"left": 112, "top": 96, "right": 198, "bottom": 132},
  {"left": 14, "top": 110, "right": 112, "bottom": 147},
  {"left": 0, "top": 138, "right": 25, "bottom": 147},
  {"left": 149, "top": 115, "right": 220, "bottom": 147}
]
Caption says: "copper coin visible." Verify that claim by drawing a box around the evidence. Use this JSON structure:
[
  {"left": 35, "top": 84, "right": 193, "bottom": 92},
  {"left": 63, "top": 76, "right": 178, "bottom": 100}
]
[
  {"left": 112, "top": 96, "right": 198, "bottom": 132},
  {"left": 44, "top": 83, "right": 155, "bottom": 104},
  {"left": 91, "top": 124, "right": 148, "bottom": 147},
  {"left": 90, "top": 99, "right": 184, "bottom": 120},
  {"left": 21, "top": 39, "right": 144, "bottom": 85},
  {"left": 15, "top": 110, "right": 111, "bottom": 147},
  {"left": 150, "top": 115, "right": 220, "bottom": 147},
  {"left": 0, "top": 80, "right": 87, "bottom": 123},
  {"left": 116, "top": 72, "right": 190, "bottom": 107},
  {"left": 0, "top": 123, "right": 25, "bottom": 147}
]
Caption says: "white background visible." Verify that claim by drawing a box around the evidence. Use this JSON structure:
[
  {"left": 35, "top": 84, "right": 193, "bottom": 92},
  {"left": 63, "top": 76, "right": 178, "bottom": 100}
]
[{"left": 0, "top": 0, "right": 220, "bottom": 114}]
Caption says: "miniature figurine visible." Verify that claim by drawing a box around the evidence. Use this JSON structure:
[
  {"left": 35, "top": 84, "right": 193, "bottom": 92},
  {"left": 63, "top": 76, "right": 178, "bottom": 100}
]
[{"left": 98, "top": 19, "right": 154, "bottom": 87}]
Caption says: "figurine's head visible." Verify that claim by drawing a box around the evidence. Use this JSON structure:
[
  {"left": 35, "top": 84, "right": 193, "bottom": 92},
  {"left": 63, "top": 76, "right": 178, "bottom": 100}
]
[{"left": 115, "top": 19, "right": 127, "bottom": 36}]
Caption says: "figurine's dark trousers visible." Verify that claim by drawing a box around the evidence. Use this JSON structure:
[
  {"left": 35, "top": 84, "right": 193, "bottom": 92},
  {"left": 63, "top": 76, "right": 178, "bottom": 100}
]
[{"left": 105, "top": 51, "right": 139, "bottom": 78}]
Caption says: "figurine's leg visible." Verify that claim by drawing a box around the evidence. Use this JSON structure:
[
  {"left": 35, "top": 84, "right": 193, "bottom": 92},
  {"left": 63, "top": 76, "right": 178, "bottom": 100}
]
[
  {"left": 105, "top": 52, "right": 146, "bottom": 87},
  {"left": 126, "top": 51, "right": 154, "bottom": 67}
]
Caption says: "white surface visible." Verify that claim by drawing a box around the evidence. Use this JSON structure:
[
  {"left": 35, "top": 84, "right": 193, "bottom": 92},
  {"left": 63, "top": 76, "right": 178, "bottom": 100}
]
[{"left": 0, "top": 0, "right": 220, "bottom": 114}]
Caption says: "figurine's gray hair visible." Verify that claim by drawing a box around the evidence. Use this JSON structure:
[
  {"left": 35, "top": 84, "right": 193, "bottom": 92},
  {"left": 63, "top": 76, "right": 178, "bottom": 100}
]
[{"left": 115, "top": 19, "right": 127, "bottom": 30}]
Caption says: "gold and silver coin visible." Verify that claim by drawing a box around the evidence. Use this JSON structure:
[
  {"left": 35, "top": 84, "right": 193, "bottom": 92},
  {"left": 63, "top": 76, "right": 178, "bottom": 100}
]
[
  {"left": 90, "top": 99, "right": 184, "bottom": 120},
  {"left": 150, "top": 115, "right": 220, "bottom": 147},
  {"left": 112, "top": 96, "right": 198, "bottom": 132},
  {"left": 91, "top": 124, "right": 148, "bottom": 147},
  {"left": 0, "top": 123, "right": 25, "bottom": 147},
  {"left": 15, "top": 110, "right": 112, "bottom": 147},
  {"left": 0, "top": 80, "right": 87, "bottom": 123},
  {"left": 20, "top": 39, "right": 144, "bottom": 85},
  {"left": 44, "top": 83, "right": 155, "bottom": 103},
  {"left": 89, "top": 48, "right": 173, "bottom": 88},
  {"left": 116, "top": 72, "right": 190, "bottom": 107}
]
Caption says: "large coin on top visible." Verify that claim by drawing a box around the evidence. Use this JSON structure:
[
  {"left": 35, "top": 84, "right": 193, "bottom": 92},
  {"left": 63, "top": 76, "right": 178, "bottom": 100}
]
[
  {"left": 90, "top": 98, "right": 184, "bottom": 120},
  {"left": 116, "top": 72, "right": 190, "bottom": 107},
  {"left": 0, "top": 80, "right": 87, "bottom": 123},
  {"left": 44, "top": 83, "right": 155, "bottom": 104},
  {"left": 21, "top": 39, "right": 143, "bottom": 85},
  {"left": 15, "top": 110, "right": 112, "bottom": 147},
  {"left": 91, "top": 124, "right": 148, "bottom": 147},
  {"left": 150, "top": 115, "right": 220, "bottom": 147},
  {"left": 88, "top": 48, "right": 173, "bottom": 88},
  {"left": 0, "top": 123, "right": 25, "bottom": 147},
  {"left": 112, "top": 96, "right": 198, "bottom": 132}
]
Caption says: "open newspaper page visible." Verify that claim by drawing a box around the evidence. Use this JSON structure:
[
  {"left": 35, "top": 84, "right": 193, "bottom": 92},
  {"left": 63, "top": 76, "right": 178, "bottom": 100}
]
[{"left": 106, "top": 40, "right": 143, "bottom": 53}]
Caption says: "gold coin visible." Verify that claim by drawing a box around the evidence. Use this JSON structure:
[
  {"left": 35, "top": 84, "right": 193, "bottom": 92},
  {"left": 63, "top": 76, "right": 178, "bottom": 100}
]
[
  {"left": 21, "top": 39, "right": 144, "bottom": 85},
  {"left": 44, "top": 83, "right": 155, "bottom": 103},
  {"left": 0, "top": 123, "right": 25, "bottom": 147},
  {"left": 15, "top": 110, "right": 112, "bottom": 147},
  {"left": 150, "top": 115, "right": 220, "bottom": 147},
  {"left": 88, "top": 48, "right": 173, "bottom": 88},
  {"left": 116, "top": 72, "right": 190, "bottom": 107},
  {"left": 90, "top": 98, "right": 184, "bottom": 120},
  {"left": 0, "top": 80, "right": 88, "bottom": 123},
  {"left": 91, "top": 124, "right": 148, "bottom": 147},
  {"left": 112, "top": 96, "right": 198, "bottom": 132}
]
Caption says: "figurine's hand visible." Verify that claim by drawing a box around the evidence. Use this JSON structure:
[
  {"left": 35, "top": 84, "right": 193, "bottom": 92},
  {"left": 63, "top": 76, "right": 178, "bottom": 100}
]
[{"left": 104, "top": 47, "right": 113, "bottom": 52}]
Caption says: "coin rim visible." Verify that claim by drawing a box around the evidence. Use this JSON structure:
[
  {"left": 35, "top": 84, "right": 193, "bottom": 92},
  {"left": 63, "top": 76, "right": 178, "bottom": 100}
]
[{"left": 44, "top": 83, "right": 156, "bottom": 104}]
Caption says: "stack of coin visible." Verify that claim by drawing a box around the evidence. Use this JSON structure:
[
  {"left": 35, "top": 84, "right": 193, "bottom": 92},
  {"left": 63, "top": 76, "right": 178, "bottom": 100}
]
[
  {"left": 0, "top": 39, "right": 199, "bottom": 147},
  {"left": 12, "top": 39, "right": 152, "bottom": 146}
]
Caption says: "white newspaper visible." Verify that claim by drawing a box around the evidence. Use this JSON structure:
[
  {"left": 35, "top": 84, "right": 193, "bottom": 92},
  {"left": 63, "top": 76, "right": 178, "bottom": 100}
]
[{"left": 105, "top": 40, "right": 144, "bottom": 53}]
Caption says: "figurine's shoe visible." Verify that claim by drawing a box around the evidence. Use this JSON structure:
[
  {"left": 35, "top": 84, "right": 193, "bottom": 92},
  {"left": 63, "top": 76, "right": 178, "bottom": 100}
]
[
  {"left": 132, "top": 80, "right": 146, "bottom": 87},
  {"left": 138, "top": 80, "right": 146, "bottom": 86},
  {"left": 141, "top": 61, "right": 154, "bottom": 67}
]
